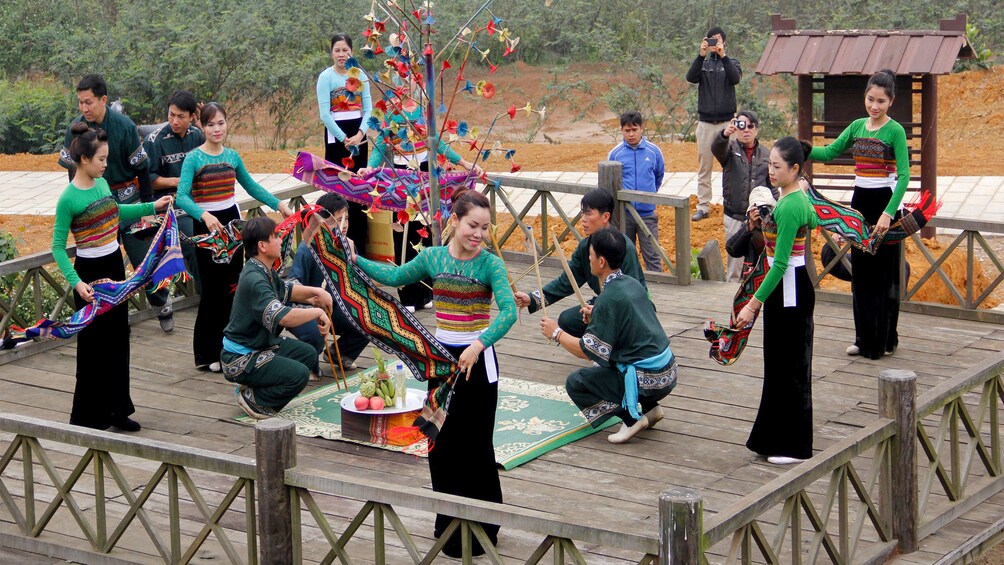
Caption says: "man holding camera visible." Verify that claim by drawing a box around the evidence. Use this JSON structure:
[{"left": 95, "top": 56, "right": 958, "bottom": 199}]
[
  {"left": 686, "top": 27, "right": 742, "bottom": 222},
  {"left": 712, "top": 110, "right": 774, "bottom": 282}
]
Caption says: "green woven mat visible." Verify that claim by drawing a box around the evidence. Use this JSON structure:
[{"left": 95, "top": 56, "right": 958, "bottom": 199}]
[{"left": 234, "top": 368, "right": 616, "bottom": 470}]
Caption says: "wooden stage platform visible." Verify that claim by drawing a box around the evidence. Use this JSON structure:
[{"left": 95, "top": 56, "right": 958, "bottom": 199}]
[{"left": 1, "top": 267, "right": 1003, "bottom": 563}]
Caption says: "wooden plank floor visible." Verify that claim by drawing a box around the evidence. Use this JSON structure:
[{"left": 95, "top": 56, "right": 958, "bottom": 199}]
[{"left": 1, "top": 267, "right": 1002, "bottom": 564}]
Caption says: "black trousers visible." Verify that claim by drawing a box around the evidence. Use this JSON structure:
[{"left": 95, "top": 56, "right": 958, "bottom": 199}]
[
  {"left": 746, "top": 265, "right": 814, "bottom": 460},
  {"left": 428, "top": 343, "right": 502, "bottom": 554},
  {"left": 192, "top": 205, "right": 243, "bottom": 367},
  {"left": 324, "top": 117, "right": 369, "bottom": 257},
  {"left": 70, "top": 250, "right": 134, "bottom": 429},
  {"left": 850, "top": 187, "right": 901, "bottom": 359}
]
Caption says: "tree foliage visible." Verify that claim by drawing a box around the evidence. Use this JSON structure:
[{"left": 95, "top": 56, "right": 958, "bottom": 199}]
[{"left": 0, "top": 0, "right": 1000, "bottom": 151}]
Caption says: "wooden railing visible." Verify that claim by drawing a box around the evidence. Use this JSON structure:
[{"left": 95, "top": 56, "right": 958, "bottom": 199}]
[
  {"left": 812, "top": 216, "right": 1004, "bottom": 324},
  {"left": 661, "top": 356, "right": 1004, "bottom": 564},
  {"left": 0, "top": 413, "right": 259, "bottom": 564},
  {"left": 485, "top": 160, "right": 692, "bottom": 286},
  {"left": 0, "top": 184, "right": 317, "bottom": 356}
]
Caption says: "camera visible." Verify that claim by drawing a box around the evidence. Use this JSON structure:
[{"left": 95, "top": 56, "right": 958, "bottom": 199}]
[
  {"left": 756, "top": 204, "right": 773, "bottom": 220},
  {"left": 706, "top": 37, "right": 718, "bottom": 47},
  {"left": 734, "top": 119, "right": 747, "bottom": 130}
]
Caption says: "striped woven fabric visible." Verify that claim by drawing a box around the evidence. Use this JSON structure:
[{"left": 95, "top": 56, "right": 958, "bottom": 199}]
[
  {"left": 807, "top": 182, "right": 941, "bottom": 254},
  {"left": 433, "top": 273, "right": 493, "bottom": 334},
  {"left": 3, "top": 208, "right": 186, "bottom": 347},
  {"left": 852, "top": 137, "right": 897, "bottom": 179},
  {"left": 70, "top": 196, "right": 119, "bottom": 249},
  {"left": 331, "top": 89, "right": 362, "bottom": 113},
  {"left": 291, "top": 151, "right": 475, "bottom": 213},
  {"left": 704, "top": 253, "right": 769, "bottom": 365},
  {"left": 190, "top": 162, "right": 238, "bottom": 205}
]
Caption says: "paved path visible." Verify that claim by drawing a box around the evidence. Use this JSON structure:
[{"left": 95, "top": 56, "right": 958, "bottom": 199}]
[{"left": 2, "top": 170, "right": 1003, "bottom": 231}]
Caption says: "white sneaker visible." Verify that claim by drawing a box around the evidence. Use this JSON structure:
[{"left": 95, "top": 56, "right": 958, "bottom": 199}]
[
  {"left": 405, "top": 305, "right": 416, "bottom": 313},
  {"left": 607, "top": 415, "right": 650, "bottom": 444},
  {"left": 423, "top": 300, "right": 434, "bottom": 310},
  {"left": 209, "top": 361, "right": 222, "bottom": 373},
  {"left": 845, "top": 345, "right": 860, "bottom": 356},
  {"left": 767, "top": 456, "right": 807, "bottom": 465}
]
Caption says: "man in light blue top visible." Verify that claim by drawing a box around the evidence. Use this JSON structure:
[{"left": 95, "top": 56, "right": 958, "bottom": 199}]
[{"left": 608, "top": 111, "right": 665, "bottom": 271}]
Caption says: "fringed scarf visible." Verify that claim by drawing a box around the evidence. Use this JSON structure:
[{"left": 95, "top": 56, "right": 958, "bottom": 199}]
[
  {"left": 807, "top": 183, "right": 941, "bottom": 253},
  {"left": 291, "top": 151, "right": 476, "bottom": 214},
  {"left": 3, "top": 207, "right": 186, "bottom": 348},
  {"left": 306, "top": 219, "right": 460, "bottom": 442},
  {"left": 704, "top": 252, "right": 769, "bottom": 365}
]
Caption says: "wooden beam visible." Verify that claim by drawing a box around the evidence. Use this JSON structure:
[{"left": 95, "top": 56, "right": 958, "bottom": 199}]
[
  {"left": 256, "top": 418, "right": 297, "bottom": 564},
  {"left": 879, "top": 369, "right": 918, "bottom": 553},
  {"left": 660, "top": 488, "right": 703, "bottom": 563}
]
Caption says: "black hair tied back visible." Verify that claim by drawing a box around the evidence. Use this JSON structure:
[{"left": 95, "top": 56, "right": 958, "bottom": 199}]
[{"left": 69, "top": 123, "right": 108, "bottom": 164}]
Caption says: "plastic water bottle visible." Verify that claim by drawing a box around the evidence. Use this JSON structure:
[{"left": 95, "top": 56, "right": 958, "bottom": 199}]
[{"left": 393, "top": 362, "right": 407, "bottom": 407}]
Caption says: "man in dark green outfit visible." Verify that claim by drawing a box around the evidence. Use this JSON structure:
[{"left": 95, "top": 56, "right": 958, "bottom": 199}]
[
  {"left": 144, "top": 89, "right": 205, "bottom": 297},
  {"left": 222, "top": 217, "right": 333, "bottom": 419},
  {"left": 58, "top": 74, "right": 173, "bottom": 331},
  {"left": 514, "top": 188, "right": 647, "bottom": 338},
  {"left": 540, "top": 228, "right": 678, "bottom": 444}
]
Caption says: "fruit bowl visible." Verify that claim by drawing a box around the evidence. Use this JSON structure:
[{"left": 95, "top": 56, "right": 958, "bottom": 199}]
[{"left": 340, "top": 388, "right": 425, "bottom": 414}]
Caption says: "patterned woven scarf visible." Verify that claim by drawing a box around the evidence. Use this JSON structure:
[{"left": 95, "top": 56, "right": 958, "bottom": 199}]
[
  {"left": 291, "top": 151, "right": 475, "bottom": 214},
  {"left": 807, "top": 183, "right": 941, "bottom": 254},
  {"left": 3, "top": 208, "right": 186, "bottom": 348},
  {"left": 704, "top": 252, "right": 769, "bottom": 365},
  {"left": 307, "top": 222, "right": 460, "bottom": 441},
  {"left": 180, "top": 214, "right": 299, "bottom": 272}
]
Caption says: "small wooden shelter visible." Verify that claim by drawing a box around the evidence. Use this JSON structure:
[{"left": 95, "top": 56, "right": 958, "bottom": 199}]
[{"left": 755, "top": 13, "right": 974, "bottom": 235}]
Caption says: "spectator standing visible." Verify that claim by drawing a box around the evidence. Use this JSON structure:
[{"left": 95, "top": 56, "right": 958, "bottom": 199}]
[
  {"left": 686, "top": 26, "right": 742, "bottom": 221},
  {"left": 608, "top": 111, "right": 665, "bottom": 271},
  {"left": 711, "top": 110, "right": 775, "bottom": 281}
]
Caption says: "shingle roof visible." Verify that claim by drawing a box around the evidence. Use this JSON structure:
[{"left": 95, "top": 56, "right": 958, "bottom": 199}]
[{"left": 755, "top": 14, "right": 973, "bottom": 76}]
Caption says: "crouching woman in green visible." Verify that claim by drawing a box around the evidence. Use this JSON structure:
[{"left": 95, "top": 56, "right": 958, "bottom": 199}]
[
  {"left": 222, "top": 217, "right": 333, "bottom": 419},
  {"left": 353, "top": 188, "right": 516, "bottom": 558},
  {"left": 541, "top": 227, "right": 678, "bottom": 445},
  {"left": 53, "top": 123, "right": 173, "bottom": 431},
  {"left": 735, "top": 137, "right": 819, "bottom": 465}
]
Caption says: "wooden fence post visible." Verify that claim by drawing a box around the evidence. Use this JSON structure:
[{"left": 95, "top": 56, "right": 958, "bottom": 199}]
[
  {"left": 598, "top": 161, "right": 624, "bottom": 230},
  {"left": 879, "top": 369, "right": 918, "bottom": 554},
  {"left": 660, "top": 487, "right": 703, "bottom": 563},
  {"left": 256, "top": 418, "right": 297, "bottom": 565}
]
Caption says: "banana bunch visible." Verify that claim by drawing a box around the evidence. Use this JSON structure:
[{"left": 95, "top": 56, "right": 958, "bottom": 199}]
[{"left": 375, "top": 379, "right": 396, "bottom": 405}]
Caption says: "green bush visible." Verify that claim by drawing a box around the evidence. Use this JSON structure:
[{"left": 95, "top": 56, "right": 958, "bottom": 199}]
[
  {"left": 0, "top": 76, "right": 75, "bottom": 154},
  {"left": 0, "top": 231, "right": 17, "bottom": 262}
]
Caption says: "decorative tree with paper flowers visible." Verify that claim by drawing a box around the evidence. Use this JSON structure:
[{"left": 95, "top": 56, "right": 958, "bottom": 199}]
[{"left": 353, "top": 0, "right": 544, "bottom": 244}]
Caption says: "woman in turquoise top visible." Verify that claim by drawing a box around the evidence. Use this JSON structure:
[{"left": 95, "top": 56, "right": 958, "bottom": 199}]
[
  {"left": 736, "top": 137, "right": 818, "bottom": 465},
  {"left": 354, "top": 188, "right": 515, "bottom": 558},
  {"left": 176, "top": 102, "right": 292, "bottom": 371},
  {"left": 808, "top": 70, "right": 909, "bottom": 360},
  {"left": 53, "top": 123, "right": 172, "bottom": 431},
  {"left": 317, "top": 32, "right": 372, "bottom": 255}
]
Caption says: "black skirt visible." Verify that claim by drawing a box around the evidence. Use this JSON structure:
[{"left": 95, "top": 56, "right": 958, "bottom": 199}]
[
  {"left": 70, "top": 249, "right": 133, "bottom": 429},
  {"left": 428, "top": 342, "right": 502, "bottom": 554},
  {"left": 746, "top": 265, "right": 814, "bottom": 460},
  {"left": 393, "top": 161, "right": 433, "bottom": 308},
  {"left": 850, "top": 187, "right": 901, "bottom": 359},
  {"left": 324, "top": 117, "right": 369, "bottom": 257},
  {"left": 192, "top": 204, "right": 243, "bottom": 367}
]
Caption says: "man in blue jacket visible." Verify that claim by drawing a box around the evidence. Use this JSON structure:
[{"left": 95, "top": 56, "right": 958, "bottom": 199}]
[
  {"left": 686, "top": 26, "right": 742, "bottom": 222},
  {"left": 608, "top": 111, "right": 665, "bottom": 271}
]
